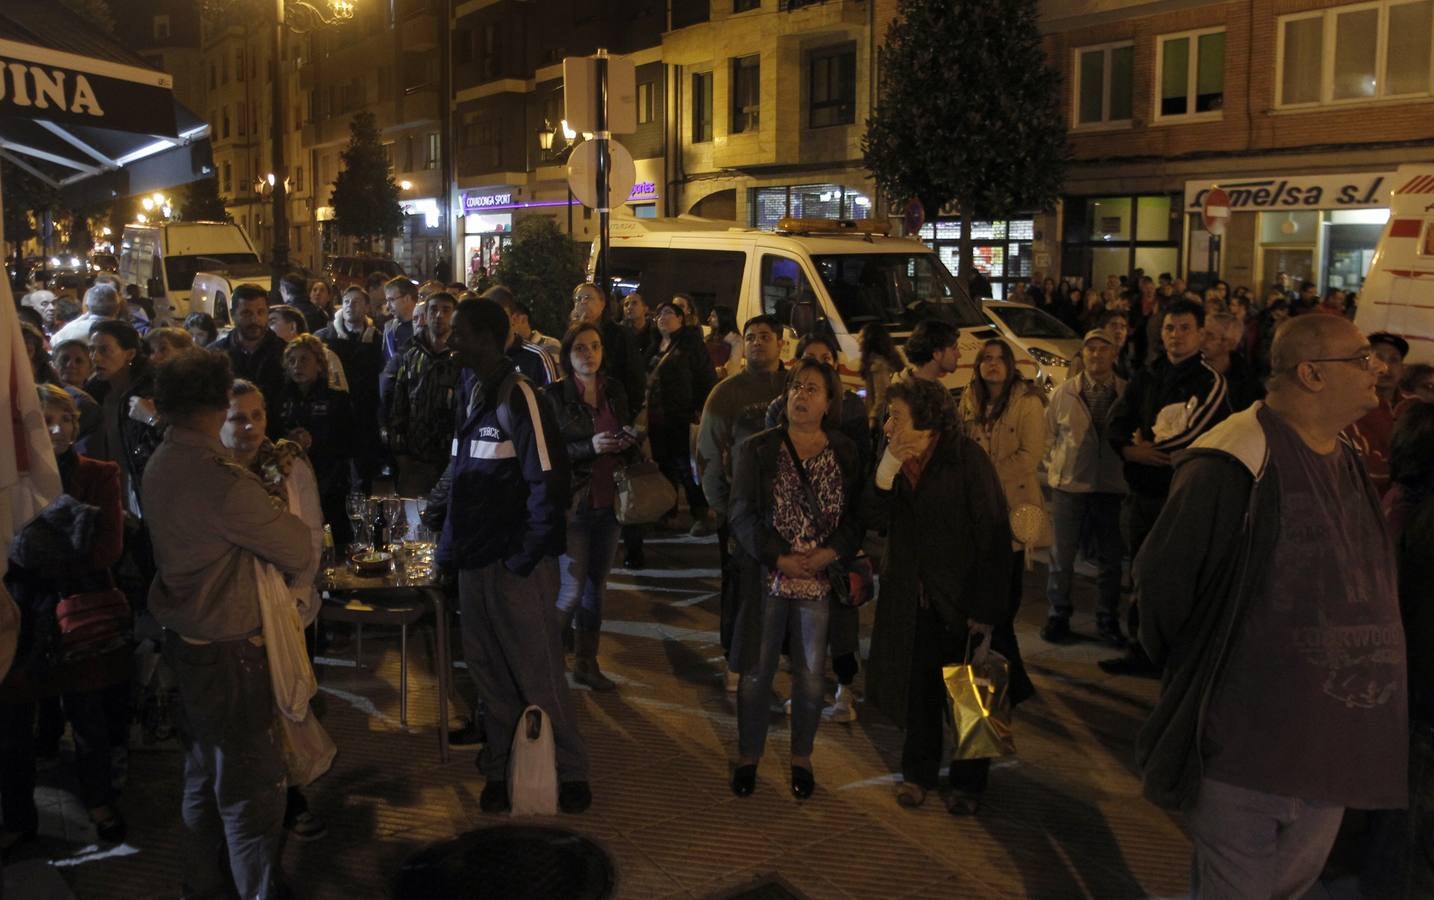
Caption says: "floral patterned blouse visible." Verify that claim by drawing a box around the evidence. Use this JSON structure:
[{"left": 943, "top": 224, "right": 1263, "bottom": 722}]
[{"left": 768, "top": 443, "right": 844, "bottom": 601}]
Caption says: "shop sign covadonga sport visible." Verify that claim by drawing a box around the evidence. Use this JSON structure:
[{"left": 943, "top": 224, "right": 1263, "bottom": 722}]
[{"left": 1184, "top": 172, "right": 1396, "bottom": 213}]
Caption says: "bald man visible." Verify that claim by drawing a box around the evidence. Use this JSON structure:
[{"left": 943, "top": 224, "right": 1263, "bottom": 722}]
[{"left": 1134, "top": 314, "right": 1407, "bottom": 898}]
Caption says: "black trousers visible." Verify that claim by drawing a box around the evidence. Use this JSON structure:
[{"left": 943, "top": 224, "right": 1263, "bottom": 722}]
[{"left": 901, "top": 604, "right": 990, "bottom": 793}]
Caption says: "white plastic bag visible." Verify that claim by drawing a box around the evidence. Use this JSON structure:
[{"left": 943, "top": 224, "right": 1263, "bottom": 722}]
[
  {"left": 507, "top": 705, "right": 558, "bottom": 816},
  {"left": 255, "top": 558, "right": 335, "bottom": 785}
]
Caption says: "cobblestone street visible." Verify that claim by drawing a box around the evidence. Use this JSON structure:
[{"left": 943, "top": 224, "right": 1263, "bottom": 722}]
[{"left": 6, "top": 532, "right": 1189, "bottom": 899}]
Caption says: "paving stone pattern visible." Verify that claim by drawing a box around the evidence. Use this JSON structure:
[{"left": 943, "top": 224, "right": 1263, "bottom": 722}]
[{"left": 10, "top": 533, "right": 1190, "bottom": 899}]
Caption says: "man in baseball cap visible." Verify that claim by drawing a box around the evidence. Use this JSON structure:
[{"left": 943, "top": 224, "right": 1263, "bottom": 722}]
[
  {"left": 1345, "top": 331, "right": 1409, "bottom": 496},
  {"left": 1041, "top": 327, "right": 1129, "bottom": 645}
]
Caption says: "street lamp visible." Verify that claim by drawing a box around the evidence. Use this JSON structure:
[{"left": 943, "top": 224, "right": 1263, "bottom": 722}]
[{"left": 268, "top": 0, "right": 357, "bottom": 292}]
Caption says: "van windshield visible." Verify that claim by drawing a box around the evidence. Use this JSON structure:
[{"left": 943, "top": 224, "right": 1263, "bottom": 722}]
[
  {"left": 811, "top": 253, "right": 985, "bottom": 331},
  {"left": 164, "top": 253, "right": 262, "bottom": 294}
]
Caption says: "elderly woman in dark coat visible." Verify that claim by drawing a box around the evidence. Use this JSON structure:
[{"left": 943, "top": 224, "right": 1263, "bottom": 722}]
[
  {"left": 728, "top": 359, "right": 868, "bottom": 802},
  {"left": 866, "top": 377, "right": 1019, "bottom": 815}
]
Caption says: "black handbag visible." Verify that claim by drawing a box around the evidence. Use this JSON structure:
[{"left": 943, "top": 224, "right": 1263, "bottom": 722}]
[{"left": 779, "top": 432, "right": 875, "bottom": 608}]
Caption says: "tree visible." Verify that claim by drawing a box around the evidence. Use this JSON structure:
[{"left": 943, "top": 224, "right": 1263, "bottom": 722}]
[
  {"left": 59, "top": 0, "right": 114, "bottom": 33},
  {"left": 495, "top": 218, "right": 586, "bottom": 337},
  {"left": 330, "top": 111, "right": 403, "bottom": 252},
  {"left": 863, "top": 0, "right": 1067, "bottom": 291},
  {"left": 1, "top": 160, "right": 61, "bottom": 252},
  {"left": 181, "top": 177, "right": 233, "bottom": 223}
]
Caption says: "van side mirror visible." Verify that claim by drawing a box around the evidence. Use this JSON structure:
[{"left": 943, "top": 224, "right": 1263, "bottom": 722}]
[{"left": 146, "top": 276, "right": 165, "bottom": 298}]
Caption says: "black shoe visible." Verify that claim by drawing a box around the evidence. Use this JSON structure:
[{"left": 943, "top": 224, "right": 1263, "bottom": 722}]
[
  {"left": 944, "top": 791, "right": 981, "bottom": 816},
  {"left": 479, "top": 780, "right": 510, "bottom": 813},
  {"left": 558, "top": 781, "right": 592, "bottom": 814},
  {"left": 1098, "top": 647, "right": 1159, "bottom": 678},
  {"left": 791, "top": 766, "right": 815, "bottom": 801},
  {"left": 1096, "top": 615, "right": 1126, "bottom": 647},
  {"left": 730, "top": 764, "right": 757, "bottom": 797},
  {"left": 448, "top": 720, "right": 485, "bottom": 748},
  {"left": 623, "top": 548, "right": 646, "bottom": 570},
  {"left": 1039, "top": 616, "right": 1072, "bottom": 643},
  {"left": 92, "top": 810, "right": 127, "bottom": 844}
]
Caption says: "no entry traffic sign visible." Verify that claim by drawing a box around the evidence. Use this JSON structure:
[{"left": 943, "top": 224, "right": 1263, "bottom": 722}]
[{"left": 1202, "top": 187, "right": 1231, "bottom": 236}]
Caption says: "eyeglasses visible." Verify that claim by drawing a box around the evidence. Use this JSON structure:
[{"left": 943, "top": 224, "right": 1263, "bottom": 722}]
[
  {"left": 1306, "top": 349, "right": 1376, "bottom": 371},
  {"left": 789, "top": 381, "right": 826, "bottom": 397}
]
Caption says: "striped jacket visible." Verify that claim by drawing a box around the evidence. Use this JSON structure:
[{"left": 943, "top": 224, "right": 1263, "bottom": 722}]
[
  {"left": 1108, "top": 353, "right": 1229, "bottom": 498},
  {"left": 436, "top": 360, "right": 569, "bottom": 575}
]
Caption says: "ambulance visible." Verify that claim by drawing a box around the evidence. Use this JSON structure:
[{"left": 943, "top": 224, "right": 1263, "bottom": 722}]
[
  {"left": 1354, "top": 166, "right": 1434, "bottom": 364},
  {"left": 595, "top": 215, "right": 1045, "bottom": 394}
]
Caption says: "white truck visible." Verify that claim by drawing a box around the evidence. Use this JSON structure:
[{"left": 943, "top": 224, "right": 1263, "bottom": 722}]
[
  {"left": 1354, "top": 166, "right": 1434, "bottom": 364},
  {"left": 117, "top": 221, "right": 262, "bottom": 322},
  {"left": 596, "top": 215, "right": 1044, "bottom": 393}
]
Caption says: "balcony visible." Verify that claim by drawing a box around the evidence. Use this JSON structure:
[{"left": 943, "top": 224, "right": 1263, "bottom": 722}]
[{"left": 400, "top": 12, "right": 439, "bottom": 52}]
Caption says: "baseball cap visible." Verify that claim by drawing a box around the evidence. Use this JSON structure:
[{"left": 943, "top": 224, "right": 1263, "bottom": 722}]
[
  {"left": 1368, "top": 331, "right": 1410, "bottom": 359},
  {"left": 1083, "top": 329, "right": 1115, "bottom": 346}
]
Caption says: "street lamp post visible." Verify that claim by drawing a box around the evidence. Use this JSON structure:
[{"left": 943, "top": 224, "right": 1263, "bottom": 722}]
[{"left": 268, "top": 0, "right": 355, "bottom": 295}]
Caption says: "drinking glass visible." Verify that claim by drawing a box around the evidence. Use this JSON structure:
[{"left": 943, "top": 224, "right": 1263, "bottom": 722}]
[
  {"left": 386, "top": 497, "right": 409, "bottom": 544},
  {"left": 345, "top": 492, "right": 370, "bottom": 548}
]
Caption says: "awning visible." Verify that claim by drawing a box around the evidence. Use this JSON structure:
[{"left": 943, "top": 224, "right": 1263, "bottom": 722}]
[{"left": 0, "top": 2, "right": 208, "bottom": 189}]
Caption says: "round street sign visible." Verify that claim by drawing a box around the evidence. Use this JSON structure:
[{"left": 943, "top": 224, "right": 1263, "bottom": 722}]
[
  {"left": 1201, "top": 187, "right": 1231, "bottom": 236},
  {"left": 567, "top": 140, "right": 637, "bottom": 211},
  {"left": 902, "top": 197, "right": 925, "bottom": 235}
]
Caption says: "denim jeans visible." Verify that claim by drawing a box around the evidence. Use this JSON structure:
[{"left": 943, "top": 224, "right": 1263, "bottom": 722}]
[
  {"left": 1046, "top": 489, "right": 1124, "bottom": 620},
  {"left": 737, "top": 592, "right": 830, "bottom": 760},
  {"left": 1189, "top": 777, "right": 1344, "bottom": 899},
  {"left": 650, "top": 418, "right": 706, "bottom": 516},
  {"left": 164, "top": 633, "right": 287, "bottom": 900},
  {"left": 557, "top": 503, "right": 622, "bottom": 631},
  {"left": 0, "top": 689, "right": 116, "bottom": 832}
]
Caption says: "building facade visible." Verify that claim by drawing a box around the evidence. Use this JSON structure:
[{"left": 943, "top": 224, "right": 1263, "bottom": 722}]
[{"left": 1041, "top": 0, "right": 1434, "bottom": 294}]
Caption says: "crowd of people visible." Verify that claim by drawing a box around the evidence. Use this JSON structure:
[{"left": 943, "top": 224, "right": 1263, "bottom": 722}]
[{"left": 4, "top": 260, "right": 1432, "bottom": 898}]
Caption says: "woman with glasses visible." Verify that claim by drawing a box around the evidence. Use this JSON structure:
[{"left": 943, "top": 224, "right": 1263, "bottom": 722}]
[{"left": 727, "top": 359, "right": 868, "bottom": 801}]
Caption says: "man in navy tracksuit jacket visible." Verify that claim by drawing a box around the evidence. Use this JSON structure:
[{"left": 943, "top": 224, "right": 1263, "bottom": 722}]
[{"left": 437, "top": 297, "right": 591, "bottom": 813}]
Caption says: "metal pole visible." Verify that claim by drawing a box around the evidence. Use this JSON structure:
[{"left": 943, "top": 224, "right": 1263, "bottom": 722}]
[
  {"left": 270, "top": 4, "right": 290, "bottom": 295},
  {"left": 596, "top": 48, "right": 609, "bottom": 303}
]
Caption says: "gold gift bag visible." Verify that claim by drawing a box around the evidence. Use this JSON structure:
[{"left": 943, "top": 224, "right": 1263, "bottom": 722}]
[{"left": 943, "top": 651, "right": 1017, "bottom": 761}]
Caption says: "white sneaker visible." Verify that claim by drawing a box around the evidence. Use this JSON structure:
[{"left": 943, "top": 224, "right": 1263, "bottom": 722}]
[
  {"left": 783, "top": 698, "right": 792, "bottom": 716},
  {"left": 822, "top": 685, "right": 858, "bottom": 723}
]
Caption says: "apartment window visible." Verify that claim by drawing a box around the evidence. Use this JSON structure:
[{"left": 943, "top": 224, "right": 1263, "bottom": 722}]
[
  {"left": 237, "top": 109, "right": 246, "bottom": 136},
  {"left": 384, "top": 142, "right": 396, "bottom": 171},
  {"left": 731, "top": 55, "right": 760, "bottom": 134},
  {"left": 638, "top": 82, "right": 655, "bottom": 124},
  {"left": 692, "top": 71, "right": 713, "bottom": 142},
  {"left": 236, "top": 50, "right": 246, "bottom": 83},
  {"left": 1073, "top": 42, "right": 1134, "bottom": 127},
  {"left": 1279, "top": 0, "right": 1434, "bottom": 107},
  {"left": 222, "top": 53, "right": 229, "bottom": 85},
  {"left": 295, "top": 166, "right": 304, "bottom": 192},
  {"left": 426, "top": 131, "right": 440, "bottom": 169},
  {"left": 809, "top": 46, "right": 856, "bottom": 127},
  {"left": 734, "top": 0, "right": 760, "bottom": 10},
  {"left": 221, "top": 107, "right": 230, "bottom": 139},
  {"left": 221, "top": 161, "right": 232, "bottom": 194},
  {"left": 153, "top": 15, "right": 170, "bottom": 41},
  {"left": 1155, "top": 28, "right": 1224, "bottom": 119}
]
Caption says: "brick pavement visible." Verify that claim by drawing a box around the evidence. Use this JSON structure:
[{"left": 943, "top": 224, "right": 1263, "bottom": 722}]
[{"left": 6, "top": 532, "right": 1191, "bottom": 899}]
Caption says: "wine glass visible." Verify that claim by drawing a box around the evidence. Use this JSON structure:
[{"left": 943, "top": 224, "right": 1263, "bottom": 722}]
[
  {"left": 345, "top": 492, "right": 369, "bottom": 548},
  {"left": 386, "top": 497, "right": 409, "bottom": 544}
]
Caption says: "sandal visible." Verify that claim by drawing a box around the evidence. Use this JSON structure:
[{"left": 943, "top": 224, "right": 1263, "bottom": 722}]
[{"left": 896, "top": 783, "right": 927, "bottom": 808}]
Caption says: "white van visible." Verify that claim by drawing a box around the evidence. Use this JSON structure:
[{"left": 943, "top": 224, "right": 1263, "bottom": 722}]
[
  {"left": 1355, "top": 166, "right": 1434, "bottom": 364},
  {"left": 595, "top": 216, "right": 1043, "bottom": 393},
  {"left": 118, "top": 221, "right": 262, "bottom": 322},
  {"left": 189, "top": 265, "right": 273, "bottom": 328}
]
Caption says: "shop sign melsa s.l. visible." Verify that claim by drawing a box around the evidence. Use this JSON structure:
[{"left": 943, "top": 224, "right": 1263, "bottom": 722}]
[{"left": 1184, "top": 172, "right": 1396, "bottom": 213}]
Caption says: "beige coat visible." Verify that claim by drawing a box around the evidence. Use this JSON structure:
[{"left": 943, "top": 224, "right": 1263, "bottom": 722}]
[{"left": 960, "top": 384, "right": 1049, "bottom": 549}]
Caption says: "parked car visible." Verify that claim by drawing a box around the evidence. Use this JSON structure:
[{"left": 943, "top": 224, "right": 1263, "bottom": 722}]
[
  {"left": 190, "top": 263, "right": 274, "bottom": 328},
  {"left": 982, "top": 298, "right": 1083, "bottom": 387},
  {"left": 326, "top": 255, "right": 406, "bottom": 291}
]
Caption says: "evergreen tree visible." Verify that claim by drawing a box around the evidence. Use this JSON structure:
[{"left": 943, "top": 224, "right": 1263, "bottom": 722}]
[
  {"left": 180, "top": 177, "right": 233, "bottom": 223},
  {"left": 495, "top": 218, "right": 585, "bottom": 337},
  {"left": 330, "top": 111, "right": 403, "bottom": 252},
  {"left": 863, "top": 0, "right": 1067, "bottom": 291}
]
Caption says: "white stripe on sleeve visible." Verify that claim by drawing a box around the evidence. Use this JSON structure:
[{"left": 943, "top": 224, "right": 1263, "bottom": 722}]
[{"left": 514, "top": 379, "right": 554, "bottom": 472}]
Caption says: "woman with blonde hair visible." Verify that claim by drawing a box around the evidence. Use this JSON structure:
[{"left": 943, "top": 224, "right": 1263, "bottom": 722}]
[{"left": 274, "top": 335, "right": 354, "bottom": 544}]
